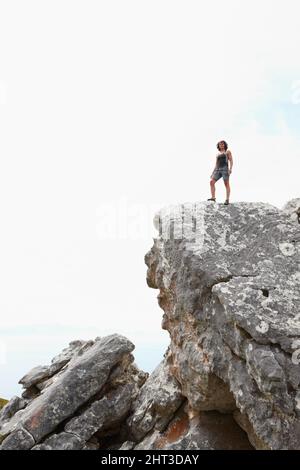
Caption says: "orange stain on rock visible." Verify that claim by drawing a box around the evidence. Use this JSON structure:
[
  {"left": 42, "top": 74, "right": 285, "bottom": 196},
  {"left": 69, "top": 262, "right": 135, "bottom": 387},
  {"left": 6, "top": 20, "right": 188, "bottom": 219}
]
[
  {"left": 155, "top": 413, "right": 190, "bottom": 449},
  {"left": 26, "top": 406, "right": 44, "bottom": 430}
]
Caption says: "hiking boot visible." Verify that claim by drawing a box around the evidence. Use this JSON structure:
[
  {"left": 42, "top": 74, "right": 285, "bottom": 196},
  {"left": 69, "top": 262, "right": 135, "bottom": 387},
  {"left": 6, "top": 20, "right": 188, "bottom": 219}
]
[
  {"left": 224, "top": 199, "right": 229, "bottom": 205},
  {"left": 207, "top": 197, "right": 216, "bottom": 202}
]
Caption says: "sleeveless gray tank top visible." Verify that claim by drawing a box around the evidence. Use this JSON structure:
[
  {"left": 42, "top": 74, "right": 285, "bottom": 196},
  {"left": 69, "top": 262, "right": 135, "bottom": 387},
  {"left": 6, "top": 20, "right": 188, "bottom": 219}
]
[{"left": 216, "top": 151, "right": 228, "bottom": 169}]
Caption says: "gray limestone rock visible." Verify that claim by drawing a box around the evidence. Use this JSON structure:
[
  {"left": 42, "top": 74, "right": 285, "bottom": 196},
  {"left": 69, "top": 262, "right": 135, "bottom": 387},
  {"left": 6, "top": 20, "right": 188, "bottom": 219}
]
[
  {"left": 32, "top": 432, "right": 85, "bottom": 450},
  {"left": 0, "top": 427, "right": 35, "bottom": 450},
  {"left": 0, "top": 334, "right": 136, "bottom": 449},
  {"left": 145, "top": 199, "right": 300, "bottom": 449},
  {"left": 126, "top": 354, "right": 184, "bottom": 441},
  {"left": 0, "top": 396, "right": 27, "bottom": 427},
  {"left": 2, "top": 198, "right": 300, "bottom": 450},
  {"left": 19, "top": 366, "right": 51, "bottom": 389},
  {"left": 65, "top": 383, "right": 134, "bottom": 441},
  {"left": 119, "top": 440, "right": 135, "bottom": 450},
  {"left": 282, "top": 198, "right": 300, "bottom": 224}
]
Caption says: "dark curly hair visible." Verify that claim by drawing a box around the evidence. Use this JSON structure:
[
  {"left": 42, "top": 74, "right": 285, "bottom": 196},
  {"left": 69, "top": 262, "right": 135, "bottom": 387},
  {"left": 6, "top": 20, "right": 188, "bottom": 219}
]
[{"left": 217, "top": 140, "right": 228, "bottom": 151}]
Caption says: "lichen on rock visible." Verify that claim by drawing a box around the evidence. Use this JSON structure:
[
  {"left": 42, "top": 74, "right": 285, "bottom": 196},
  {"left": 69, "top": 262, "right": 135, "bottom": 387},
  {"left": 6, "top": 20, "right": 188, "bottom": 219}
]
[{"left": 144, "top": 199, "right": 300, "bottom": 449}]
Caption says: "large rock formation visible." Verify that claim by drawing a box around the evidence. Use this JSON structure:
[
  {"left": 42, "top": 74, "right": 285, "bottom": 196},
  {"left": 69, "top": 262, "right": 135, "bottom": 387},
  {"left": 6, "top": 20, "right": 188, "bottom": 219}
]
[
  {"left": 0, "top": 335, "right": 148, "bottom": 450},
  {"left": 144, "top": 198, "right": 300, "bottom": 450},
  {"left": 1, "top": 198, "right": 300, "bottom": 450}
]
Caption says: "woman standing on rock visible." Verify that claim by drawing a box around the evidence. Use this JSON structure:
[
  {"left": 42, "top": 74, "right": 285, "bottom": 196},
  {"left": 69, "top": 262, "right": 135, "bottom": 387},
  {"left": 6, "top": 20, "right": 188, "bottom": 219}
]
[{"left": 208, "top": 140, "right": 233, "bottom": 205}]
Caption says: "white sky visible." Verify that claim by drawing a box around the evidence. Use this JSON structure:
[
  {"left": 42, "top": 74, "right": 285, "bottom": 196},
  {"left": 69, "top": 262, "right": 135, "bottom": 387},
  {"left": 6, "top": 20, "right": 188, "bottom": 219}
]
[{"left": 0, "top": 0, "right": 300, "bottom": 397}]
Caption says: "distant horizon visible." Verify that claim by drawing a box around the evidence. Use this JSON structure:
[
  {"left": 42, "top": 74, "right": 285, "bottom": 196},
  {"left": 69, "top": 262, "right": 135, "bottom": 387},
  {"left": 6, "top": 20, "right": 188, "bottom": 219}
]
[{"left": 1, "top": 323, "right": 170, "bottom": 398}]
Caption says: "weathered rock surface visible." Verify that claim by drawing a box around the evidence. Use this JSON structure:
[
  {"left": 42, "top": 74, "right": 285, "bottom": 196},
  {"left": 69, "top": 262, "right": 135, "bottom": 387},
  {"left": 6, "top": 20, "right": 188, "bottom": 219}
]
[
  {"left": 134, "top": 403, "right": 253, "bottom": 450},
  {"left": 0, "top": 334, "right": 148, "bottom": 450},
  {"left": 126, "top": 353, "right": 184, "bottom": 441},
  {"left": 1, "top": 198, "right": 300, "bottom": 450},
  {"left": 282, "top": 197, "right": 300, "bottom": 224},
  {"left": 145, "top": 200, "right": 300, "bottom": 449},
  {"left": 0, "top": 396, "right": 26, "bottom": 428}
]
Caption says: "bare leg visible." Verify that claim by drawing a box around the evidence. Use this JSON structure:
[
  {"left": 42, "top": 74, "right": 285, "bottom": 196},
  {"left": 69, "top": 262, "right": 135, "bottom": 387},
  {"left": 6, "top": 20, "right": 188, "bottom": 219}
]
[
  {"left": 210, "top": 178, "right": 216, "bottom": 198},
  {"left": 224, "top": 179, "right": 230, "bottom": 200}
]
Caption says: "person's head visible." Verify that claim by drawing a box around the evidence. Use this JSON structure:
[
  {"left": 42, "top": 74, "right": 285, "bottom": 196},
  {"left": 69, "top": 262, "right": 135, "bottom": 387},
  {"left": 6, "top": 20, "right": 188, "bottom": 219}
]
[{"left": 217, "top": 140, "right": 228, "bottom": 151}]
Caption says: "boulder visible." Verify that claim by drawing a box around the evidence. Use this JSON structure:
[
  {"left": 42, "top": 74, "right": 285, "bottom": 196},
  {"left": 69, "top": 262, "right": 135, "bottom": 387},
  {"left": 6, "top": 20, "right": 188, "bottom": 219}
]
[
  {"left": 0, "top": 334, "right": 145, "bottom": 450},
  {"left": 145, "top": 199, "right": 300, "bottom": 449}
]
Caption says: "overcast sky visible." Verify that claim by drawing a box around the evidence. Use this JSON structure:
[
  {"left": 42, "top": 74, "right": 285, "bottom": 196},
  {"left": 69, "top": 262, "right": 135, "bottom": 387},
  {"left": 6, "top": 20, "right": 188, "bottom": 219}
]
[{"left": 0, "top": 0, "right": 300, "bottom": 398}]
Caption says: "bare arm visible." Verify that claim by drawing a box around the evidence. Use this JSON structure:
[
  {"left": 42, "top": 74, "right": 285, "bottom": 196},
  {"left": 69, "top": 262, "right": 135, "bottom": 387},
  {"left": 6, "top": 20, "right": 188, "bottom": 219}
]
[{"left": 227, "top": 150, "right": 233, "bottom": 173}]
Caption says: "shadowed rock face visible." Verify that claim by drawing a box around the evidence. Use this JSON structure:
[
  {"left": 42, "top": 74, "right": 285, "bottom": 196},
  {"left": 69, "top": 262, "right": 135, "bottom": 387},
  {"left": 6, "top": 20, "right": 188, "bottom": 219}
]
[
  {"left": 1, "top": 199, "right": 299, "bottom": 450},
  {"left": 135, "top": 405, "right": 253, "bottom": 450}
]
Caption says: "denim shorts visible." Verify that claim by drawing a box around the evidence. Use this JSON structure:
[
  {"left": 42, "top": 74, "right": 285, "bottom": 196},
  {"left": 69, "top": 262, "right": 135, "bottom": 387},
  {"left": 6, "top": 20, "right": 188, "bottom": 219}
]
[{"left": 211, "top": 167, "right": 229, "bottom": 181}]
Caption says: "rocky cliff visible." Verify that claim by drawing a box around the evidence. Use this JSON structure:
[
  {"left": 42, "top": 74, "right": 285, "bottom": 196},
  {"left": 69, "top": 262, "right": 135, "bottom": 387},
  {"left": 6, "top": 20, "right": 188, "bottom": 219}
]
[{"left": 1, "top": 198, "right": 300, "bottom": 450}]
